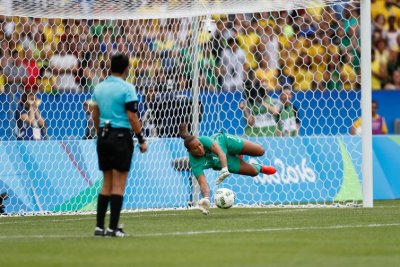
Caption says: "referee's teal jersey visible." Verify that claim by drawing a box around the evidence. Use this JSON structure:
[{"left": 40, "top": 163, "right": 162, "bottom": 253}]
[{"left": 92, "top": 75, "right": 138, "bottom": 129}]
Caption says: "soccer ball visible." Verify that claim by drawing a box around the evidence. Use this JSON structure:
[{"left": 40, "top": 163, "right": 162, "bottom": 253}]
[{"left": 214, "top": 188, "right": 235, "bottom": 209}]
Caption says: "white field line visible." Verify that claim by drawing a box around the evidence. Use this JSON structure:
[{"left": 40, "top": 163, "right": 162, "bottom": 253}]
[
  {"left": 0, "top": 209, "right": 309, "bottom": 225},
  {"left": 1, "top": 222, "right": 400, "bottom": 240},
  {"left": 135, "top": 223, "right": 400, "bottom": 237},
  {"left": 0, "top": 203, "right": 398, "bottom": 223}
]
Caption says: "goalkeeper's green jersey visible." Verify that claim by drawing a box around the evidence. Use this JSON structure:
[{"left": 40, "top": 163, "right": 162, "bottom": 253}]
[{"left": 188, "top": 133, "right": 244, "bottom": 178}]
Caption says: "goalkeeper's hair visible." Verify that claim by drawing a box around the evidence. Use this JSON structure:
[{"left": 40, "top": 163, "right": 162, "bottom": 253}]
[{"left": 179, "top": 123, "right": 196, "bottom": 149}]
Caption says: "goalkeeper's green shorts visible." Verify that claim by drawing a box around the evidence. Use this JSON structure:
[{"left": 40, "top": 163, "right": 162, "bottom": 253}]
[{"left": 226, "top": 154, "right": 242, "bottom": 174}]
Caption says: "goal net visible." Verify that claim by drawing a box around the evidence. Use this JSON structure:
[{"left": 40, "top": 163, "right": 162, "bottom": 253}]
[{"left": 0, "top": 0, "right": 367, "bottom": 215}]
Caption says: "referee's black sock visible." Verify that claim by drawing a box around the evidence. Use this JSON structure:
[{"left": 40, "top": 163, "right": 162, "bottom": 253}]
[
  {"left": 96, "top": 194, "right": 110, "bottom": 229},
  {"left": 109, "top": 194, "right": 124, "bottom": 230}
]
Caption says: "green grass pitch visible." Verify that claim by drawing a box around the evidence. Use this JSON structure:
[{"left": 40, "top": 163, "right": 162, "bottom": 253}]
[{"left": 1, "top": 200, "right": 400, "bottom": 267}]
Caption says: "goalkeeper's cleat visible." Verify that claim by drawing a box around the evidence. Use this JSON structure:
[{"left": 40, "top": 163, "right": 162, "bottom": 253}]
[
  {"left": 94, "top": 227, "right": 105, "bottom": 237},
  {"left": 105, "top": 226, "right": 127, "bottom": 237},
  {"left": 261, "top": 165, "right": 277, "bottom": 175},
  {"left": 198, "top": 198, "right": 210, "bottom": 215}
]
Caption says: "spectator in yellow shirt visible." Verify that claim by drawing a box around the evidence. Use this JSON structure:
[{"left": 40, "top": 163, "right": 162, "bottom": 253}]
[
  {"left": 339, "top": 53, "right": 358, "bottom": 90},
  {"left": 293, "top": 54, "right": 315, "bottom": 91},
  {"left": 254, "top": 58, "right": 278, "bottom": 91},
  {"left": 371, "top": 49, "right": 387, "bottom": 90}
]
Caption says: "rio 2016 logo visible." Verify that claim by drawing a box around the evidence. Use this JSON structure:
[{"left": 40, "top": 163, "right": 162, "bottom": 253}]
[{"left": 249, "top": 158, "right": 316, "bottom": 185}]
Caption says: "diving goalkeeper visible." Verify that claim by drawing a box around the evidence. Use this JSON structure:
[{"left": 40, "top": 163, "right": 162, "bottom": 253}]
[{"left": 179, "top": 124, "right": 276, "bottom": 215}]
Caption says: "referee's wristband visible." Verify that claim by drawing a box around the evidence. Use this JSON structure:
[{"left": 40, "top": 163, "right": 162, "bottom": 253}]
[{"left": 135, "top": 132, "right": 145, "bottom": 144}]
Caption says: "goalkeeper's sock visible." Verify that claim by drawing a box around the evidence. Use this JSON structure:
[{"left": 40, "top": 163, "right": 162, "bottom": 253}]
[
  {"left": 109, "top": 194, "right": 124, "bottom": 230},
  {"left": 252, "top": 164, "right": 262, "bottom": 174},
  {"left": 96, "top": 194, "right": 110, "bottom": 229}
]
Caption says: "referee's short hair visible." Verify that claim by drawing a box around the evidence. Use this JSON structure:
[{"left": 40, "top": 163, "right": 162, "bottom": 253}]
[{"left": 111, "top": 53, "right": 130, "bottom": 74}]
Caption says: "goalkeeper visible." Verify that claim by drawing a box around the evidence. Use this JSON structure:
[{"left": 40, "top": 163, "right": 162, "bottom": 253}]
[{"left": 179, "top": 124, "right": 276, "bottom": 215}]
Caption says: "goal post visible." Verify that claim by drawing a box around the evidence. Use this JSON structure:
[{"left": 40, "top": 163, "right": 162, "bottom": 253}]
[
  {"left": 360, "top": 0, "right": 373, "bottom": 207},
  {"left": 0, "top": 0, "right": 372, "bottom": 215}
]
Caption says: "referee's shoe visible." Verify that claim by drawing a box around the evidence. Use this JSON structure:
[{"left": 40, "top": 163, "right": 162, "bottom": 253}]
[
  {"left": 105, "top": 226, "right": 127, "bottom": 237},
  {"left": 94, "top": 227, "right": 105, "bottom": 237}
]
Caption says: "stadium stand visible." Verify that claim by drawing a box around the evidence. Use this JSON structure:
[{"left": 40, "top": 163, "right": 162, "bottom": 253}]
[{"left": 0, "top": 1, "right": 400, "bottom": 140}]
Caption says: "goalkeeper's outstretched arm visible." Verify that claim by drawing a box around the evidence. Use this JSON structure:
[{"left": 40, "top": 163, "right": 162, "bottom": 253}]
[{"left": 196, "top": 174, "right": 210, "bottom": 199}]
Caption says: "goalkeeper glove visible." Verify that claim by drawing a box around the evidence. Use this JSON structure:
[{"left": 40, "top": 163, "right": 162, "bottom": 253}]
[
  {"left": 216, "top": 167, "right": 230, "bottom": 185},
  {"left": 198, "top": 197, "right": 210, "bottom": 215}
]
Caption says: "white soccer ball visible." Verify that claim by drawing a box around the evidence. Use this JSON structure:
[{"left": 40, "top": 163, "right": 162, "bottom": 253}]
[{"left": 214, "top": 188, "right": 235, "bottom": 209}]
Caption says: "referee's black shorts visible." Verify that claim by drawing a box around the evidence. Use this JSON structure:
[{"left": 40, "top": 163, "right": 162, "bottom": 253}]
[{"left": 96, "top": 128, "right": 134, "bottom": 172}]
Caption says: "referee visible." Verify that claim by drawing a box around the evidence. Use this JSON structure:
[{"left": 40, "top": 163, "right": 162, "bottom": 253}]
[{"left": 91, "top": 53, "right": 147, "bottom": 237}]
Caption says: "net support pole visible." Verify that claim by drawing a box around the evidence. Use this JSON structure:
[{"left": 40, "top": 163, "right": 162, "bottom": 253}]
[
  {"left": 190, "top": 16, "right": 203, "bottom": 204},
  {"left": 360, "top": 0, "right": 373, "bottom": 207},
  {"left": 191, "top": 16, "right": 202, "bottom": 136}
]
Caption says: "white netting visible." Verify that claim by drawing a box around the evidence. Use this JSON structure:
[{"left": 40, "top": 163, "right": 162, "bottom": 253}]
[
  {"left": 0, "top": 0, "right": 364, "bottom": 215},
  {"left": 0, "top": 0, "right": 354, "bottom": 19}
]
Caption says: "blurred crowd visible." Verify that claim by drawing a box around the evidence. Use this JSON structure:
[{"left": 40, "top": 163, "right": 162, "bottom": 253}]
[{"left": 0, "top": 0, "right": 400, "bottom": 96}]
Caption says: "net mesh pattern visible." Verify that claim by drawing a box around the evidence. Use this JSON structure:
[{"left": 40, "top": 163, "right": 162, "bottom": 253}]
[
  {"left": 0, "top": 0, "right": 354, "bottom": 19},
  {"left": 0, "top": 0, "right": 363, "bottom": 215}
]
